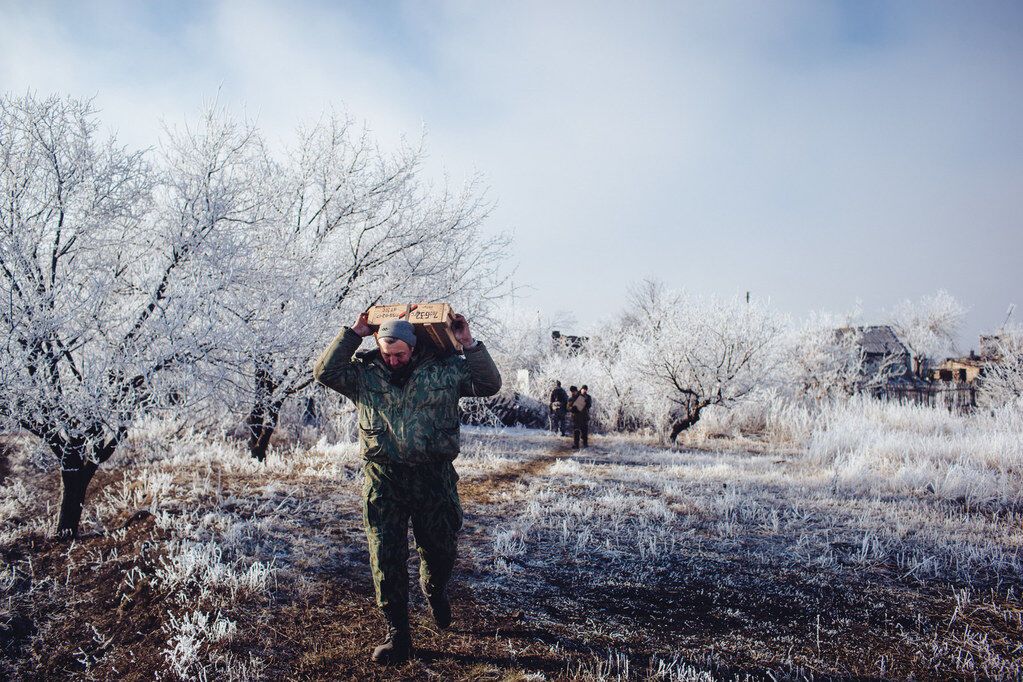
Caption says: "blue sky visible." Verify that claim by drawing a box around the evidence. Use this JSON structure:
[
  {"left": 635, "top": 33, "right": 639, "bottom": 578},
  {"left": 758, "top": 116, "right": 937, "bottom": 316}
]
[{"left": 1, "top": 1, "right": 1020, "bottom": 348}]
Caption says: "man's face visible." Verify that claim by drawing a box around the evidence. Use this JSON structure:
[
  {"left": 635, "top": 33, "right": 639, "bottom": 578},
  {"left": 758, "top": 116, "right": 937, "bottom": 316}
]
[
  {"left": 581, "top": 388, "right": 588, "bottom": 395},
  {"left": 378, "top": 338, "right": 413, "bottom": 369}
]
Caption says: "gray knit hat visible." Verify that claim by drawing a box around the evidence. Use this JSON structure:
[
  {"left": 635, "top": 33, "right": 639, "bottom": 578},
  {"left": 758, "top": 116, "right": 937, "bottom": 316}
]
[{"left": 377, "top": 319, "right": 417, "bottom": 347}]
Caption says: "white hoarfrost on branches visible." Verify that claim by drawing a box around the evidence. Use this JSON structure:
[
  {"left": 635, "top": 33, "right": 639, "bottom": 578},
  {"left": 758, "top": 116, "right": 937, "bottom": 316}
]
[
  {"left": 0, "top": 94, "right": 268, "bottom": 536},
  {"left": 223, "top": 111, "right": 510, "bottom": 461},
  {"left": 0, "top": 93, "right": 510, "bottom": 537},
  {"left": 782, "top": 310, "right": 866, "bottom": 403},
  {"left": 980, "top": 325, "right": 1023, "bottom": 408},
  {"left": 889, "top": 289, "right": 967, "bottom": 375},
  {"left": 628, "top": 281, "right": 785, "bottom": 442},
  {"left": 487, "top": 307, "right": 653, "bottom": 432},
  {"left": 489, "top": 309, "right": 566, "bottom": 379},
  {"left": 163, "top": 609, "right": 238, "bottom": 680},
  {"left": 493, "top": 283, "right": 788, "bottom": 438},
  {"left": 536, "top": 329, "right": 651, "bottom": 433}
]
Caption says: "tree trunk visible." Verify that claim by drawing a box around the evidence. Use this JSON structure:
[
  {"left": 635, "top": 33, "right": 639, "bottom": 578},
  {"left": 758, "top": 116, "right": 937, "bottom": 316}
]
[
  {"left": 669, "top": 407, "right": 704, "bottom": 442},
  {"left": 250, "top": 422, "right": 271, "bottom": 462},
  {"left": 248, "top": 353, "right": 279, "bottom": 461},
  {"left": 246, "top": 404, "right": 265, "bottom": 457},
  {"left": 302, "top": 397, "right": 318, "bottom": 426},
  {"left": 57, "top": 461, "right": 98, "bottom": 539},
  {"left": 249, "top": 400, "right": 284, "bottom": 462}
]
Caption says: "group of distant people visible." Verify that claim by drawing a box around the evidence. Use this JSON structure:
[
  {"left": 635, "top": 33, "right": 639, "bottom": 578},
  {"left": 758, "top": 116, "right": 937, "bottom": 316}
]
[{"left": 548, "top": 380, "right": 592, "bottom": 449}]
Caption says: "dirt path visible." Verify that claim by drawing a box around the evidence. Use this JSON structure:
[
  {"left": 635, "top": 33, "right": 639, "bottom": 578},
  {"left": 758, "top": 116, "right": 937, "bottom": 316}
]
[
  {"left": 248, "top": 439, "right": 598, "bottom": 680},
  {"left": 460, "top": 441, "right": 577, "bottom": 505}
]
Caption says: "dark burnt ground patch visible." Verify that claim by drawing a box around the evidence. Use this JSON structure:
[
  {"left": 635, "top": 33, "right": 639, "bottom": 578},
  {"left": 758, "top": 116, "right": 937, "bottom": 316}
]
[{"left": 490, "top": 548, "right": 941, "bottom": 678}]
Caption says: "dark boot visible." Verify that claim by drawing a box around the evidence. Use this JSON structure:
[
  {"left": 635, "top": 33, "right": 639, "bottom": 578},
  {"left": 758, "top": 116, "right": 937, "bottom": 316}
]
[
  {"left": 427, "top": 589, "right": 452, "bottom": 629},
  {"left": 371, "top": 608, "right": 412, "bottom": 664}
]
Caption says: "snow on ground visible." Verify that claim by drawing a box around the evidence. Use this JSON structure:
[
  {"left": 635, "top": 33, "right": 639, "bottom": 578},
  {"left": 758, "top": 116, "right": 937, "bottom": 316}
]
[{"left": 1, "top": 416, "right": 1022, "bottom": 680}]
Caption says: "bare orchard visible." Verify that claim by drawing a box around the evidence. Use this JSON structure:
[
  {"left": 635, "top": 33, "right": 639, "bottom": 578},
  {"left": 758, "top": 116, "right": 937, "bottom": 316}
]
[{"left": 2, "top": 417, "right": 1020, "bottom": 680}]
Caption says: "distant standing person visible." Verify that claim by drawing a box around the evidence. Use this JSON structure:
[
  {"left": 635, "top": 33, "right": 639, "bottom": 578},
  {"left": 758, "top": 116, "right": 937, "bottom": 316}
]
[
  {"left": 313, "top": 311, "right": 502, "bottom": 664},
  {"left": 570, "top": 384, "right": 592, "bottom": 449},
  {"left": 549, "top": 380, "right": 568, "bottom": 436}
]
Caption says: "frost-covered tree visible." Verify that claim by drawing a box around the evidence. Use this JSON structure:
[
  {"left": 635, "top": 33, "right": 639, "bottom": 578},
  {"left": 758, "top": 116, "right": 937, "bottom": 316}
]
[
  {"left": 530, "top": 324, "right": 649, "bottom": 432},
  {"left": 979, "top": 326, "right": 1023, "bottom": 408},
  {"left": 629, "top": 283, "right": 784, "bottom": 442},
  {"left": 225, "top": 112, "right": 509, "bottom": 460},
  {"left": 783, "top": 312, "right": 865, "bottom": 403},
  {"left": 0, "top": 94, "right": 269, "bottom": 537},
  {"left": 485, "top": 307, "right": 644, "bottom": 430},
  {"left": 577, "top": 330, "right": 647, "bottom": 431},
  {"left": 487, "top": 308, "right": 576, "bottom": 387},
  {"left": 889, "top": 290, "right": 966, "bottom": 376}
]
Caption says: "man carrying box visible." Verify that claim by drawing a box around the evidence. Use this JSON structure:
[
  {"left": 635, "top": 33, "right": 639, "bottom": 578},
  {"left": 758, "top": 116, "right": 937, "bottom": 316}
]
[{"left": 312, "top": 310, "right": 502, "bottom": 664}]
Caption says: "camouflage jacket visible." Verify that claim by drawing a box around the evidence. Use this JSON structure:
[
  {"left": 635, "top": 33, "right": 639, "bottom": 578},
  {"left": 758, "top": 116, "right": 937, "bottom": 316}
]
[{"left": 313, "top": 328, "right": 502, "bottom": 464}]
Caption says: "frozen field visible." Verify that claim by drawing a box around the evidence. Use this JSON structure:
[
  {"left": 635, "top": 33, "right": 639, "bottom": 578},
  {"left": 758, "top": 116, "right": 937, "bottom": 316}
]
[{"left": 1, "top": 421, "right": 1021, "bottom": 680}]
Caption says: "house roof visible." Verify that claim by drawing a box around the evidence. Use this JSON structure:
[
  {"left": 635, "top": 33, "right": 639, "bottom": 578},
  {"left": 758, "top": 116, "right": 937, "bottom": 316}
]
[
  {"left": 859, "top": 326, "right": 906, "bottom": 355},
  {"left": 837, "top": 325, "right": 908, "bottom": 356}
]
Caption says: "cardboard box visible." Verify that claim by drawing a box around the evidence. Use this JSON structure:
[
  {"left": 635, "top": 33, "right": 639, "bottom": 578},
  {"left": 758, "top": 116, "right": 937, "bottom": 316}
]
[
  {"left": 366, "top": 304, "right": 410, "bottom": 326},
  {"left": 367, "top": 302, "right": 463, "bottom": 354}
]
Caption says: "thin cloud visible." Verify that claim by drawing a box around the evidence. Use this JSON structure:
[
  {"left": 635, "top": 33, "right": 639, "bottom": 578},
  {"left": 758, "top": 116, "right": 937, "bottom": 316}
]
[{"left": 0, "top": 0, "right": 1019, "bottom": 343}]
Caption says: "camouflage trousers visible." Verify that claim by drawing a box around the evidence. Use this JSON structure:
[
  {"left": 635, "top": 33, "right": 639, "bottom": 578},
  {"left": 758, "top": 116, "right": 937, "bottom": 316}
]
[{"left": 362, "top": 460, "right": 464, "bottom": 614}]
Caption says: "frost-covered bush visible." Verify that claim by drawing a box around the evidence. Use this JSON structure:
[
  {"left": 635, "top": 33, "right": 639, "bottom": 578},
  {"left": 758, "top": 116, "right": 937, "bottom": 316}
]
[
  {"left": 780, "top": 312, "right": 866, "bottom": 403},
  {"left": 156, "top": 541, "right": 275, "bottom": 602},
  {"left": 163, "top": 610, "right": 239, "bottom": 680},
  {"left": 807, "top": 397, "right": 1023, "bottom": 504},
  {"left": 0, "top": 477, "right": 48, "bottom": 546},
  {"left": 681, "top": 393, "right": 819, "bottom": 449},
  {"left": 510, "top": 284, "right": 786, "bottom": 442},
  {"left": 979, "top": 326, "right": 1023, "bottom": 408},
  {"left": 679, "top": 397, "right": 775, "bottom": 445},
  {"left": 888, "top": 289, "right": 967, "bottom": 377},
  {"left": 488, "top": 309, "right": 566, "bottom": 381},
  {"left": 531, "top": 334, "right": 655, "bottom": 433},
  {"left": 0, "top": 563, "right": 17, "bottom": 630}
]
